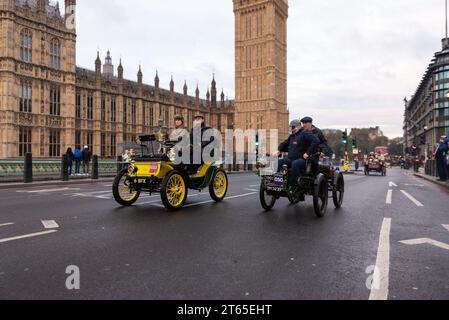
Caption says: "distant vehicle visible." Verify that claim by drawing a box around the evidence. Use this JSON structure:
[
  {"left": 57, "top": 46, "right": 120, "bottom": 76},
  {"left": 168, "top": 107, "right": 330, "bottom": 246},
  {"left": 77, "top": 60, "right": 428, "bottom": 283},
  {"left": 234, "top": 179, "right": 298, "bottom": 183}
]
[
  {"left": 375, "top": 146, "right": 391, "bottom": 167},
  {"left": 375, "top": 146, "right": 389, "bottom": 156}
]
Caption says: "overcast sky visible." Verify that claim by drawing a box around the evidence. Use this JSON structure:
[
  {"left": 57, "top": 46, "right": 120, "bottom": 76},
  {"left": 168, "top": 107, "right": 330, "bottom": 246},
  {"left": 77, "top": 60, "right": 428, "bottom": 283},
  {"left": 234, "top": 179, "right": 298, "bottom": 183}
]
[{"left": 71, "top": 0, "right": 447, "bottom": 138}]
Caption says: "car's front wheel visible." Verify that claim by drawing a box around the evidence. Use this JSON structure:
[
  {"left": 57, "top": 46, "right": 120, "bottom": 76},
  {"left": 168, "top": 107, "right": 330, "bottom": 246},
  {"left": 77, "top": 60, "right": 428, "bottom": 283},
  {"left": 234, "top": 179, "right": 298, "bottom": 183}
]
[
  {"left": 112, "top": 169, "right": 140, "bottom": 206},
  {"left": 260, "top": 182, "right": 276, "bottom": 211},
  {"left": 161, "top": 171, "right": 188, "bottom": 211}
]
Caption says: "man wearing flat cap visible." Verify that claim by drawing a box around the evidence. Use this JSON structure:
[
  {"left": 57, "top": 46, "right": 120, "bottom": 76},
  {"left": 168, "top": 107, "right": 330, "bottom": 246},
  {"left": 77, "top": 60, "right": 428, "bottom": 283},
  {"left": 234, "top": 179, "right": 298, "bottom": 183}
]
[
  {"left": 189, "top": 114, "right": 214, "bottom": 172},
  {"left": 301, "top": 117, "right": 333, "bottom": 156}
]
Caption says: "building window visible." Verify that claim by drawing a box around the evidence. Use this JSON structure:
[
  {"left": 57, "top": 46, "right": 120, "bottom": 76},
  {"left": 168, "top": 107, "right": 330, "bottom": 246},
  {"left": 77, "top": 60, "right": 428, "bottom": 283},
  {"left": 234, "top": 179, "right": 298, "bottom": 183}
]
[
  {"left": 19, "top": 127, "right": 32, "bottom": 157},
  {"left": 111, "top": 97, "right": 116, "bottom": 122},
  {"left": 75, "top": 130, "right": 81, "bottom": 150},
  {"left": 49, "top": 86, "right": 61, "bottom": 115},
  {"left": 123, "top": 100, "right": 127, "bottom": 123},
  {"left": 101, "top": 95, "right": 106, "bottom": 121},
  {"left": 86, "top": 132, "right": 93, "bottom": 151},
  {"left": 76, "top": 92, "right": 81, "bottom": 118},
  {"left": 87, "top": 94, "right": 93, "bottom": 119},
  {"left": 110, "top": 134, "right": 116, "bottom": 157},
  {"left": 49, "top": 129, "right": 60, "bottom": 157},
  {"left": 149, "top": 105, "right": 154, "bottom": 127},
  {"left": 50, "top": 38, "right": 61, "bottom": 70},
  {"left": 19, "top": 80, "right": 32, "bottom": 113},
  {"left": 101, "top": 133, "right": 106, "bottom": 157},
  {"left": 20, "top": 29, "right": 32, "bottom": 63},
  {"left": 165, "top": 109, "right": 169, "bottom": 126},
  {"left": 132, "top": 101, "right": 136, "bottom": 125}
]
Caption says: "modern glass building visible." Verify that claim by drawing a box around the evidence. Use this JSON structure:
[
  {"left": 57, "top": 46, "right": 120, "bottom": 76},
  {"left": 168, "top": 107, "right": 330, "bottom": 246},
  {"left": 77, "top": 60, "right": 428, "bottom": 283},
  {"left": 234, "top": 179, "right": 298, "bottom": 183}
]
[{"left": 404, "top": 38, "right": 449, "bottom": 156}]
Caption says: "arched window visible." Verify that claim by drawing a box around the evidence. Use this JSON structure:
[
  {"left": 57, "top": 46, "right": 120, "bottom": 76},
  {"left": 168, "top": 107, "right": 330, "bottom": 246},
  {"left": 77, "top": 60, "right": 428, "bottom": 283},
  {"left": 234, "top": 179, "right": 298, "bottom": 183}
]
[
  {"left": 20, "top": 29, "right": 32, "bottom": 63},
  {"left": 50, "top": 38, "right": 61, "bottom": 70}
]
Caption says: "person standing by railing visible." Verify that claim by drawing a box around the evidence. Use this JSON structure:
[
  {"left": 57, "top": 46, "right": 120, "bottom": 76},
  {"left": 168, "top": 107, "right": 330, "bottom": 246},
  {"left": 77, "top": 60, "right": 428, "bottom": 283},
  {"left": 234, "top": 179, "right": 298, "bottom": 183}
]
[
  {"left": 65, "top": 147, "right": 75, "bottom": 176},
  {"left": 81, "top": 145, "right": 92, "bottom": 175},
  {"left": 74, "top": 147, "right": 81, "bottom": 175}
]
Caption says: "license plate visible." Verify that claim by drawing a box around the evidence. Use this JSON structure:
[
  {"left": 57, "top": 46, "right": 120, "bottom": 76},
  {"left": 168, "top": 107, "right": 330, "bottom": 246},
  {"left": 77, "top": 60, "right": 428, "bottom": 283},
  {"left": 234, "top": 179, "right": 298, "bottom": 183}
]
[{"left": 266, "top": 174, "right": 284, "bottom": 192}]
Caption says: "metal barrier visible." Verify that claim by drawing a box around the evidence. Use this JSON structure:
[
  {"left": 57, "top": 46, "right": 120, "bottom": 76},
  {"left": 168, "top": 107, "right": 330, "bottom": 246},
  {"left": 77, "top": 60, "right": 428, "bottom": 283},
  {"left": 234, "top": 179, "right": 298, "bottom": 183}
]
[{"left": 0, "top": 152, "right": 258, "bottom": 183}]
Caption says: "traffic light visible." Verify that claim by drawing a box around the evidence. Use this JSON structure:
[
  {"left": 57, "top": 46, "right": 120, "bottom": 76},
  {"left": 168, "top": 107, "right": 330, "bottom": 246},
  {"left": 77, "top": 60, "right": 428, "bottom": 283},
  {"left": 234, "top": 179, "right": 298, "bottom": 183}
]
[
  {"left": 255, "top": 133, "right": 259, "bottom": 148},
  {"left": 352, "top": 138, "right": 357, "bottom": 149},
  {"left": 342, "top": 130, "right": 348, "bottom": 145}
]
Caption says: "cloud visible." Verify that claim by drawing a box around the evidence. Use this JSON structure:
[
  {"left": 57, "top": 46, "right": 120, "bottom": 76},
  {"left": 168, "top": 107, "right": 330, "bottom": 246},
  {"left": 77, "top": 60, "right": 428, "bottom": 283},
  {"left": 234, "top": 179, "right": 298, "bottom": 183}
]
[{"left": 72, "top": 0, "right": 446, "bottom": 138}]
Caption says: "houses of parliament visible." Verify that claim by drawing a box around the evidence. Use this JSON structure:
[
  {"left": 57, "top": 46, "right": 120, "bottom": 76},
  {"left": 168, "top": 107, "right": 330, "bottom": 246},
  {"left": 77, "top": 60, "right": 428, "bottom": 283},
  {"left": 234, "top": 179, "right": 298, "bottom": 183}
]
[{"left": 0, "top": 0, "right": 289, "bottom": 158}]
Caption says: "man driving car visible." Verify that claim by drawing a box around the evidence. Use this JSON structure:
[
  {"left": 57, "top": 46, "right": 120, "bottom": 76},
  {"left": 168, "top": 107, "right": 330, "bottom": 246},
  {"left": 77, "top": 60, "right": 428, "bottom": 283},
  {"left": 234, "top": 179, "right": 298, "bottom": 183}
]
[{"left": 274, "top": 118, "right": 319, "bottom": 191}]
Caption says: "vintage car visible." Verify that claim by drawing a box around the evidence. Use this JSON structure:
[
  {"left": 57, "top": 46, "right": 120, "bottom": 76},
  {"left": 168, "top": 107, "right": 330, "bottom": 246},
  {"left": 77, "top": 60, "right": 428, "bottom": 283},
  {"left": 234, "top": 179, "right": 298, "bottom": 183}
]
[
  {"left": 258, "top": 156, "right": 344, "bottom": 217},
  {"left": 112, "top": 135, "right": 228, "bottom": 211},
  {"left": 364, "top": 157, "right": 387, "bottom": 176}
]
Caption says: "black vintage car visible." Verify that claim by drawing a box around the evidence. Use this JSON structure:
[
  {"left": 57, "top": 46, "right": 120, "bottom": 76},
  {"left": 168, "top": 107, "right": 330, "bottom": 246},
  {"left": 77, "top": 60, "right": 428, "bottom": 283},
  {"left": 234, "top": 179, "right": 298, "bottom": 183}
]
[{"left": 258, "top": 156, "right": 344, "bottom": 217}]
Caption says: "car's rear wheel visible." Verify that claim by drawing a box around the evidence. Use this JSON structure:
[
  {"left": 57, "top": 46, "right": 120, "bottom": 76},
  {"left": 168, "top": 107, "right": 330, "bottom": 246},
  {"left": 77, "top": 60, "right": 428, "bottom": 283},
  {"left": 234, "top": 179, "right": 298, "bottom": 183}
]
[
  {"left": 332, "top": 173, "right": 344, "bottom": 209},
  {"left": 313, "top": 174, "right": 328, "bottom": 218},
  {"left": 209, "top": 169, "right": 228, "bottom": 202},
  {"left": 260, "top": 182, "right": 276, "bottom": 211},
  {"left": 112, "top": 169, "right": 140, "bottom": 206},
  {"left": 161, "top": 171, "right": 188, "bottom": 211}
]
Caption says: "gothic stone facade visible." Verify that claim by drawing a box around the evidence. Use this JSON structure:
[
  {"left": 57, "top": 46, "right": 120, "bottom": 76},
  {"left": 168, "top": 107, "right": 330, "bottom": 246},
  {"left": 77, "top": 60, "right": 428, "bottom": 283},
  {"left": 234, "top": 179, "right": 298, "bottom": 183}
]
[
  {"left": 0, "top": 0, "right": 234, "bottom": 158},
  {"left": 233, "top": 0, "right": 290, "bottom": 142}
]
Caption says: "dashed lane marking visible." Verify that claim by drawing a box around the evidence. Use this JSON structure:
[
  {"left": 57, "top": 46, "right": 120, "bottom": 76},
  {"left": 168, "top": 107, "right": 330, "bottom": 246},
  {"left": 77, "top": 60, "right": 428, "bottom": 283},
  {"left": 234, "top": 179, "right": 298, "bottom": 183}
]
[
  {"left": 0, "top": 230, "right": 58, "bottom": 244},
  {"left": 369, "top": 218, "right": 391, "bottom": 301},
  {"left": 17, "top": 187, "right": 80, "bottom": 193},
  {"left": 183, "top": 192, "right": 257, "bottom": 208},
  {"left": 0, "top": 223, "right": 14, "bottom": 227},
  {"left": 400, "top": 190, "right": 424, "bottom": 207},
  {"left": 443, "top": 225, "right": 449, "bottom": 233},
  {"left": 386, "top": 190, "right": 392, "bottom": 205}
]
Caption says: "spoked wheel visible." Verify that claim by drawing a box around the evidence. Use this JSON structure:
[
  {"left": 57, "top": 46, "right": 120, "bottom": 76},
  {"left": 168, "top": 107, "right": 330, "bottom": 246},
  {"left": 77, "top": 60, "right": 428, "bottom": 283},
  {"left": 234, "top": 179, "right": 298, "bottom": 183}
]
[
  {"left": 332, "top": 173, "right": 345, "bottom": 209},
  {"left": 209, "top": 169, "right": 228, "bottom": 202},
  {"left": 260, "top": 183, "right": 276, "bottom": 211},
  {"left": 161, "top": 171, "right": 188, "bottom": 211},
  {"left": 112, "top": 169, "right": 140, "bottom": 206},
  {"left": 313, "top": 174, "right": 328, "bottom": 218}
]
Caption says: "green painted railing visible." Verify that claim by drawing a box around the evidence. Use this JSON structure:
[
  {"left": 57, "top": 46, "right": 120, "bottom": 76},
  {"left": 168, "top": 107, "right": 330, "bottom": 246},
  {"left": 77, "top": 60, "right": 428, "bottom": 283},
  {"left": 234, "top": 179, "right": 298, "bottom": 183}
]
[{"left": 0, "top": 158, "right": 118, "bottom": 178}]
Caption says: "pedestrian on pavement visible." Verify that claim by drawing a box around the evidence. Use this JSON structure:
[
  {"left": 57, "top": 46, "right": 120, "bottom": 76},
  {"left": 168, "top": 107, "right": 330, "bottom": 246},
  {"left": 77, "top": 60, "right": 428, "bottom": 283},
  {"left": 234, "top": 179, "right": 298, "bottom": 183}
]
[
  {"left": 65, "top": 147, "right": 75, "bottom": 176},
  {"left": 434, "top": 137, "right": 448, "bottom": 182},
  {"left": 74, "top": 147, "right": 81, "bottom": 175},
  {"left": 81, "top": 145, "right": 92, "bottom": 175}
]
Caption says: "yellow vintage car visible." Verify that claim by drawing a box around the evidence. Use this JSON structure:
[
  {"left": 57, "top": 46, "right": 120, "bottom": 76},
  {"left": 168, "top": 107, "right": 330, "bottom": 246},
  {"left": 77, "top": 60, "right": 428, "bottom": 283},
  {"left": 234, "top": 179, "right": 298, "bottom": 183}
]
[{"left": 112, "top": 135, "right": 228, "bottom": 211}]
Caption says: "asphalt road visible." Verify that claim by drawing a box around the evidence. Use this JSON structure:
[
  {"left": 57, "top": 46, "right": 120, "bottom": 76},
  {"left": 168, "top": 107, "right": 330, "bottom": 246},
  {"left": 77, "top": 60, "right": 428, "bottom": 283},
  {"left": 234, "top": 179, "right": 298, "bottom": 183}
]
[{"left": 0, "top": 168, "right": 448, "bottom": 300}]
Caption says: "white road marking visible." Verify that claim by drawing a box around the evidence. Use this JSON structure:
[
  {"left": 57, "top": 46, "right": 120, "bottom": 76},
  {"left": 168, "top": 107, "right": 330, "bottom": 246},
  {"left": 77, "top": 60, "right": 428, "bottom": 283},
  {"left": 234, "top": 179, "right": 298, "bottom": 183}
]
[
  {"left": 400, "top": 190, "right": 424, "bottom": 207},
  {"left": 0, "top": 230, "right": 58, "bottom": 244},
  {"left": 399, "top": 238, "right": 449, "bottom": 251},
  {"left": 443, "top": 225, "right": 449, "bottom": 233},
  {"left": 369, "top": 218, "right": 391, "bottom": 301},
  {"left": 184, "top": 192, "right": 257, "bottom": 208},
  {"left": 0, "top": 223, "right": 14, "bottom": 227},
  {"left": 389, "top": 182, "right": 398, "bottom": 188},
  {"left": 17, "top": 187, "right": 80, "bottom": 193},
  {"left": 245, "top": 188, "right": 258, "bottom": 192},
  {"left": 41, "top": 220, "right": 59, "bottom": 229},
  {"left": 402, "top": 184, "right": 424, "bottom": 187},
  {"left": 249, "top": 184, "right": 260, "bottom": 188},
  {"left": 386, "top": 190, "right": 392, "bottom": 205}
]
